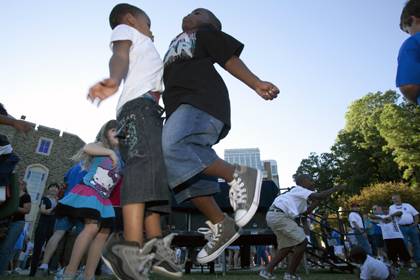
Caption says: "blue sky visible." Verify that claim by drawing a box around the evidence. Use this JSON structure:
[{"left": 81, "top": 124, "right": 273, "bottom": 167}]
[{"left": 2, "top": 0, "right": 408, "bottom": 188}]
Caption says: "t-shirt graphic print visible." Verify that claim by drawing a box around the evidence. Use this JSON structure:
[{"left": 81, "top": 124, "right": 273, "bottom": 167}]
[
  {"left": 163, "top": 32, "right": 196, "bottom": 66},
  {"left": 83, "top": 156, "right": 123, "bottom": 199}
]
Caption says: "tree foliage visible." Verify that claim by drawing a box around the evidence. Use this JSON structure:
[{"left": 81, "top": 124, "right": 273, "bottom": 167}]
[
  {"left": 295, "top": 90, "right": 419, "bottom": 200},
  {"left": 377, "top": 103, "right": 420, "bottom": 183},
  {"left": 344, "top": 182, "right": 420, "bottom": 212},
  {"left": 294, "top": 152, "right": 338, "bottom": 191}
]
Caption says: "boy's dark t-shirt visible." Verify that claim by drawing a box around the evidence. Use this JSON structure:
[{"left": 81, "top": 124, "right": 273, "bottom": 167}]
[
  {"left": 38, "top": 196, "right": 56, "bottom": 224},
  {"left": 11, "top": 193, "right": 31, "bottom": 222},
  {"left": 162, "top": 28, "right": 244, "bottom": 140}
]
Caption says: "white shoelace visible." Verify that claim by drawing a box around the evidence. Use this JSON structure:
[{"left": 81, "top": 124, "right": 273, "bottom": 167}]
[
  {"left": 229, "top": 176, "right": 247, "bottom": 210},
  {"left": 197, "top": 221, "right": 221, "bottom": 249}
]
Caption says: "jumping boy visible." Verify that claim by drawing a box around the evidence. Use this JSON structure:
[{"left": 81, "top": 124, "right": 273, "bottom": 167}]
[
  {"left": 259, "top": 174, "right": 344, "bottom": 280},
  {"left": 161, "top": 8, "right": 279, "bottom": 264},
  {"left": 88, "top": 3, "right": 181, "bottom": 279},
  {"left": 397, "top": 0, "right": 420, "bottom": 105}
]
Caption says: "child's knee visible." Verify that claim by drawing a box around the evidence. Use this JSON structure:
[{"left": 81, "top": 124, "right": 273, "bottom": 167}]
[{"left": 83, "top": 221, "right": 99, "bottom": 235}]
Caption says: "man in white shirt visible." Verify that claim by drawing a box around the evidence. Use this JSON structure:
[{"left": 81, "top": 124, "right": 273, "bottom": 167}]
[
  {"left": 389, "top": 194, "right": 420, "bottom": 266},
  {"left": 259, "top": 174, "right": 344, "bottom": 280},
  {"left": 348, "top": 204, "right": 372, "bottom": 255},
  {"left": 369, "top": 209, "right": 412, "bottom": 272}
]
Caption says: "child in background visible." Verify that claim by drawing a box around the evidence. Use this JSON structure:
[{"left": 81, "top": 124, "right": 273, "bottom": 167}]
[
  {"left": 35, "top": 163, "right": 87, "bottom": 276},
  {"left": 350, "top": 246, "right": 395, "bottom": 280},
  {"left": 259, "top": 175, "right": 343, "bottom": 280},
  {"left": 54, "top": 120, "right": 123, "bottom": 280},
  {"left": 29, "top": 183, "right": 60, "bottom": 276}
]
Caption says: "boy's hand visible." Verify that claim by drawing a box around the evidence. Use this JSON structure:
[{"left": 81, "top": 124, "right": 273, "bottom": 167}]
[
  {"left": 255, "top": 81, "right": 279, "bottom": 100},
  {"left": 87, "top": 78, "right": 119, "bottom": 105}
]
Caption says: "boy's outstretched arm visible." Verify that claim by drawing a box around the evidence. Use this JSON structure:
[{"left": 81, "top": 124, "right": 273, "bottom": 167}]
[
  {"left": 88, "top": 40, "right": 131, "bottom": 103},
  {"left": 224, "top": 56, "right": 279, "bottom": 100},
  {"left": 0, "top": 115, "right": 32, "bottom": 134},
  {"left": 308, "top": 185, "right": 345, "bottom": 201},
  {"left": 303, "top": 185, "right": 345, "bottom": 214}
]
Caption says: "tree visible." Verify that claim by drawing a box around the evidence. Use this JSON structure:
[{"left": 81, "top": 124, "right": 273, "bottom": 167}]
[
  {"left": 378, "top": 103, "right": 420, "bottom": 185},
  {"left": 295, "top": 89, "right": 419, "bottom": 209},
  {"left": 295, "top": 90, "right": 405, "bottom": 198},
  {"left": 294, "top": 152, "right": 338, "bottom": 191},
  {"left": 341, "top": 91, "right": 402, "bottom": 185},
  {"left": 344, "top": 182, "right": 420, "bottom": 212},
  {"left": 331, "top": 130, "right": 378, "bottom": 194}
]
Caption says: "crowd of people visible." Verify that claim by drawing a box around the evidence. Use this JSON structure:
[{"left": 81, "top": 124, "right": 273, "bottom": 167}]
[
  {"left": 1, "top": 1, "right": 420, "bottom": 280},
  {"left": 345, "top": 195, "right": 420, "bottom": 277}
]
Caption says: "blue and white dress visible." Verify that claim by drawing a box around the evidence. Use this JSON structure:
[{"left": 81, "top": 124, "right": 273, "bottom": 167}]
[{"left": 56, "top": 155, "right": 123, "bottom": 228}]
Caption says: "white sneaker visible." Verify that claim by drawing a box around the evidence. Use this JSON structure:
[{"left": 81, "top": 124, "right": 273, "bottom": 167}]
[
  {"left": 283, "top": 273, "right": 301, "bottom": 280},
  {"left": 259, "top": 269, "right": 276, "bottom": 279}
]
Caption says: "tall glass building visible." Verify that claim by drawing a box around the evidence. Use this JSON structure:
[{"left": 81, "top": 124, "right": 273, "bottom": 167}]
[{"left": 224, "top": 148, "right": 263, "bottom": 170}]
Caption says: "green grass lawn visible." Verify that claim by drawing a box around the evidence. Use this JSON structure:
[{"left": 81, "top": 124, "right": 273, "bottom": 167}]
[{"left": 2, "top": 270, "right": 415, "bottom": 280}]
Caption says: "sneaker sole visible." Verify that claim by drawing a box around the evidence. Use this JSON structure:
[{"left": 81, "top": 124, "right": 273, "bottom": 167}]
[
  {"left": 196, "top": 231, "right": 240, "bottom": 264},
  {"left": 101, "top": 256, "right": 124, "bottom": 280},
  {"left": 236, "top": 169, "right": 263, "bottom": 227},
  {"left": 152, "top": 265, "right": 182, "bottom": 279},
  {"left": 102, "top": 254, "right": 145, "bottom": 280},
  {"left": 259, "top": 271, "right": 276, "bottom": 279}
]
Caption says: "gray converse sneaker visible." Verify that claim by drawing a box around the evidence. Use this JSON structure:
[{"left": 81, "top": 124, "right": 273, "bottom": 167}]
[
  {"left": 152, "top": 233, "right": 183, "bottom": 278},
  {"left": 229, "top": 165, "right": 263, "bottom": 227},
  {"left": 259, "top": 269, "right": 276, "bottom": 279},
  {"left": 196, "top": 214, "right": 240, "bottom": 264},
  {"left": 101, "top": 233, "right": 156, "bottom": 280}
]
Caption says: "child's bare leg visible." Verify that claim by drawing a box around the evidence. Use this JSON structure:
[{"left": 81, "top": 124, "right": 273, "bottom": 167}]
[
  {"left": 202, "top": 159, "right": 235, "bottom": 182},
  {"left": 41, "top": 230, "right": 66, "bottom": 265},
  {"left": 190, "top": 195, "right": 224, "bottom": 224},
  {"left": 265, "top": 247, "right": 293, "bottom": 273},
  {"left": 286, "top": 240, "right": 307, "bottom": 275},
  {"left": 83, "top": 227, "right": 110, "bottom": 279},
  {"left": 65, "top": 221, "right": 99, "bottom": 275},
  {"left": 145, "top": 212, "right": 162, "bottom": 239},
  {"left": 123, "top": 203, "right": 145, "bottom": 245}
]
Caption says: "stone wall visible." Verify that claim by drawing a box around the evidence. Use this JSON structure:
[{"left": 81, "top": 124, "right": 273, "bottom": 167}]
[
  {"left": 0, "top": 123, "right": 85, "bottom": 186},
  {"left": 0, "top": 122, "right": 85, "bottom": 233}
]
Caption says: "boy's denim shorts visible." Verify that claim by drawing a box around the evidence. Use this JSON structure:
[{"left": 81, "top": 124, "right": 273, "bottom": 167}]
[
  {"left": 54, "top": 216, "right": 84, "bottom": 234},
  {"left": 162, "top": 104, "right": 224, "bottom": 203},
  {"left": 117, "top": 96, "right": 170, "bottom": 214}
]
